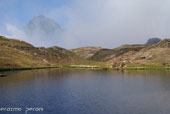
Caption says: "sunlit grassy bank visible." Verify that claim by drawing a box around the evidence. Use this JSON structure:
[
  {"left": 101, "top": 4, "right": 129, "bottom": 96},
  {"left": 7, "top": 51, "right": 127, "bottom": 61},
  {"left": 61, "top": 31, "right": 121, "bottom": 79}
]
[
  {"left": 1, "top": 65, "right": 170, "bottom": 72},
  {"left": 0, "top": 65, "right": 114, "bottom": 72},
  {"left": 123, "top": 67, "right": 170, "bottom": 70},
  {"left": 0, "top": 65, "right": 170, "bottom": 71}
]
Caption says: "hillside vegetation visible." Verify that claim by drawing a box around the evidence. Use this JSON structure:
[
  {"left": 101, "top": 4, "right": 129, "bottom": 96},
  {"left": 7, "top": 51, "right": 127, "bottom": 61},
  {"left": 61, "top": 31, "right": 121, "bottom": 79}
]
[
  {"left": 71, "top": 38, "right": 170, "bottom": 69},
  {"left": 70, "top": 47, "right": 102, "bottom": 59},
  {"left": 90, "top": 44, "right": 146, "bottom": 62},
  {"left": 0, "top": 36, "right": 101, "bottom": 68},
  {"left": 1, "top": 35, "right": 170, "bottom": 70},
  {"left": 88, "top": 39, "right": 170, "bottom": 68}
]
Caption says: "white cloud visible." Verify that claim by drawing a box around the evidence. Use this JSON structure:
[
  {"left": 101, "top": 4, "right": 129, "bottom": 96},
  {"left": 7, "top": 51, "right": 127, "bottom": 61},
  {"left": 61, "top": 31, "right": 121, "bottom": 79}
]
[
  {"left": 6, "top": 24, "right": 25, "bottom": 38},
  {"left": 1, "top": 0, "right": 170, "bottom": 48}
]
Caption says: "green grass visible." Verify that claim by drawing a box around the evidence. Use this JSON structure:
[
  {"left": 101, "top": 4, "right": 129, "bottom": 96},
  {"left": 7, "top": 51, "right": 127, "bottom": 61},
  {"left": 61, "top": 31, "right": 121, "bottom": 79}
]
[
  {"left": 0, "top": 65, "right": 114, "bottom": 72},
  {"left": 62, "top": 65, "right": 114, "bottom": 70},
  {"left": 123, "top": 66, "right": 170, "bottom": 70},
  {"left": 0, "top": 66, "right": 63, "bottom": 72},
  {"left": 1, "top": 65, "right": 170, "bottom": 72}
]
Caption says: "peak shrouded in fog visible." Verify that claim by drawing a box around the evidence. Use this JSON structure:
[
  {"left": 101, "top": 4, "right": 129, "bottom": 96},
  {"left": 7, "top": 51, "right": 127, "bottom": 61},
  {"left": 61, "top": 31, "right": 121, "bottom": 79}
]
[
  {"left": 24, "top": 15, "right": 63, "bottom": 47},
  {"left": 0, "top": 0, "right": 170, "bottom": 48},
  {"left": 25, "top": 15, "right": 62, "bottom": 34}
]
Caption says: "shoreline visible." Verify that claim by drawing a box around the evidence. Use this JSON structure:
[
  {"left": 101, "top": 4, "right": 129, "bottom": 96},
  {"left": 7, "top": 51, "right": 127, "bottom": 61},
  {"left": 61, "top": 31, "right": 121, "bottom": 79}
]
[
  {"left": 0, "top": 65, "right": 170, "bottom": 72},
  {"left": 122, "top": 67, "right": 170, "bottom": 70},
  {"left": 0, "top": 65, "right": 112, "bottom": 72}
]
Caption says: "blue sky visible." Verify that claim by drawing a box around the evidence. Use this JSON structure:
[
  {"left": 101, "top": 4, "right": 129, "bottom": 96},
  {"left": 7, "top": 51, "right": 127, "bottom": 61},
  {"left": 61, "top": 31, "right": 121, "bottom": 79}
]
[
  {"left": 1, "top": 0, "right": 170, "bottom": 48},
  {"left": 0, "top": 0, "right": 70, "bottom": 27}
]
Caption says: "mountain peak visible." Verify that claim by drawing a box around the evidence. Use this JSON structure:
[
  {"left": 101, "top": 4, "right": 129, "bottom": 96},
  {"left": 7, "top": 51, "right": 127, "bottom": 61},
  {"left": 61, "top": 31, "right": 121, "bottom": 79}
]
[
  {"left": 146, "top": 38, "right": 161, "bottom": 44},
  {"left": 23, "top": 15, "right": 63, "bottom": 47},
  {"left": 25, "top": 15, "right": 61, "bottom": 32}
]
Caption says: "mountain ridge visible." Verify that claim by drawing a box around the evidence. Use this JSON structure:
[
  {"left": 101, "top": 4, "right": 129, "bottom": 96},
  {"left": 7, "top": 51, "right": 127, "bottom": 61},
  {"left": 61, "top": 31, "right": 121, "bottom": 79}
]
[
  {"left": 1, "top": 35, "right": 170, "bottom": 69},
  {"left": 0, "top": 35, "right": 100, "bottom": 68}
]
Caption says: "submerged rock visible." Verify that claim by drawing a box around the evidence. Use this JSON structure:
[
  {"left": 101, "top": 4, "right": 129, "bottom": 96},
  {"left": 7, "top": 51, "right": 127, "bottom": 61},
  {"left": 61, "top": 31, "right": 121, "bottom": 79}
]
[{"left": 0, "top": 74, "right": 6, "bottom": 77}]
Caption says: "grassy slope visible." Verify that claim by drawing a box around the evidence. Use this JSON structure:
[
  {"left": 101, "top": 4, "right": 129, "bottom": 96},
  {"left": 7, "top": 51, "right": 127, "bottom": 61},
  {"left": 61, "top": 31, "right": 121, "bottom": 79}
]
[
  {"left": 0, "top": 36, "right": 103, "bottom": 69},
  {"left": 125, "top": 39, "right": 170, "bottom": 67},
  {"left": 103, "top": 39, "right": 170, "bottom": 69},
  {"left": 0, "top": 46, "right": 39, "bottom": 68},
  {"left": 85, "top": 39, "right": 170, "bottom": 69},
  {"left": 90, "top": 44, "right": 146, "bottom": 61},
  {"left": 70, "top": 46, "right": 102, "bottom": 59},
  {"left": 1, "top": 35, "right": 170, "bottom": 71}
]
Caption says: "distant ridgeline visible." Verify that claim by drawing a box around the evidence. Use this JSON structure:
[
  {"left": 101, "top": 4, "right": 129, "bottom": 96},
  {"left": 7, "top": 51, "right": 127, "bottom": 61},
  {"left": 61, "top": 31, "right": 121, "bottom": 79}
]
[
  {"left": 71, "top": 37, "right": 170, "bottom": 68},
  {"left": 0, "top": 36, "right": 98, "bottom": 68},
  {"left": 0, "top": 35, "right": 170, "bottom": 69},
  {"left": 146, "top": 38, "right": 161, "bottom": 44}
]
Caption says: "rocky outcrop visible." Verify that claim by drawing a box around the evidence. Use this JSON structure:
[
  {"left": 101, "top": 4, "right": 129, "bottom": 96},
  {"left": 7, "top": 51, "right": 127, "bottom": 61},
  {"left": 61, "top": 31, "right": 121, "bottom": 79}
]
[
  {"left": 1, "top": 35, "right": 170, "bottom": 68},
  {"left": 106, "top": 39, "right": 170, "bottom": 67},
  {"left": 88, "top": 39, "right": 170, "bottom": 67},
  {"left": 146, "top": 38, "right": 161, "bottom": 44},
  {"left": 90, "top": 44, "right": 146, "bottom": 62}
]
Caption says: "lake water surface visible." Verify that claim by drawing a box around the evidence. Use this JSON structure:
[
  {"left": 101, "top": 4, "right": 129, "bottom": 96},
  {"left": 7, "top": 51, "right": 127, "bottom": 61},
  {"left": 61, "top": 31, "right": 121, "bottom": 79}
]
[{"left": 0, "top": 69, "right": 170, "bottom": 114}]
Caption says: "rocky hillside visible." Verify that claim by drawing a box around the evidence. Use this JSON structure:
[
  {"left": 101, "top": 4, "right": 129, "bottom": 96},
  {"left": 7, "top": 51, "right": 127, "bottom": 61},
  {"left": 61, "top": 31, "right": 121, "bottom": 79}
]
[
  {"left": 125, "top": 39, "right": 170, "bottom": 67},
  {"left": 104, "top": 39, "right": 170, "bottom": 67},
  {"left": 85, "top": 39, "right": 170, "bottom": 68},
  {"left": 0, "top": 36, "right": 96, "bottom": 68},
  {"left": 1, "top": 35, "right": 169, "bottom": 69},
  {"left": 70, "top": 47, "right": 102, "bottom": 59},
  {"left": 90, "top": 44, "right": 146, "bottom": 62}
]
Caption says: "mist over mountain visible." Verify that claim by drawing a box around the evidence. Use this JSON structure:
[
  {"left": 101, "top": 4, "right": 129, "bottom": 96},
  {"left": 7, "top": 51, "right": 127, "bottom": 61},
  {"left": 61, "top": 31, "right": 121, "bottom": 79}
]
[
  {"left": 25, "top": 15, "right": 62, "bottom": 35},
  {"left": 1, "top": 0, "right": 170, "bottom": 49},
  {"left": 24, "top": 15, "right": 64, "bottom": 47}
]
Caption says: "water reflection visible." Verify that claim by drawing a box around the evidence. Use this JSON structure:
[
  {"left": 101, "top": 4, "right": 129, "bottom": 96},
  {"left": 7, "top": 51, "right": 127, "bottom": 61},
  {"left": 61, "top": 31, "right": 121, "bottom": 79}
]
[{"left": 0, "top": 69, "right": 170, "bottom": 114}]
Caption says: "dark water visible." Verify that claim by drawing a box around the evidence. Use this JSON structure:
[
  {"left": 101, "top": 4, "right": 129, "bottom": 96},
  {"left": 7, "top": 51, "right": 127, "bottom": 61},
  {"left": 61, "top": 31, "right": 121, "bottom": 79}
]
[{"left": 0, "top": 69, "right": 170, "bottom": 114}]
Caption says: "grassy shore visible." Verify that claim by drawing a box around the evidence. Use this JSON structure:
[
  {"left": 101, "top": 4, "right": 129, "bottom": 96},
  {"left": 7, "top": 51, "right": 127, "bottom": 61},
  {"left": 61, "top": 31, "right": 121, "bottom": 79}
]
[
  {"left": 122, "top": 66, "right": 170, "bottom": 70},
  {"left": 1, "top": 65, "right": 170, "bottom": 72},
  {"left": 0, "top": 66, "right": 62, "bottom": 72},
  {"left": 62, "top": 65, "right": 115, "bottom": 69},
  {"left": 0, "top": 65, "right": 115, "bottom": 72}
]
